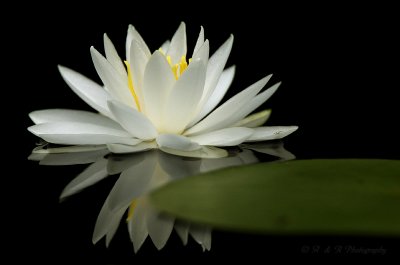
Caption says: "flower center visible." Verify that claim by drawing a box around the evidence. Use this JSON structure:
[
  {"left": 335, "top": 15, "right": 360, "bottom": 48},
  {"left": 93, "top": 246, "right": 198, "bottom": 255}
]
[
  {"left": 159, "top": 48, "right": 190, "bottom": 80},
  {"left": 124, "top": 61, "right": 142, "bottom": 112},
  {"left": 166, "top": 55, "right": 189, "bottom": 80},
  {"left": 124, "top": 53, "right": 190, "bottom": 113}
]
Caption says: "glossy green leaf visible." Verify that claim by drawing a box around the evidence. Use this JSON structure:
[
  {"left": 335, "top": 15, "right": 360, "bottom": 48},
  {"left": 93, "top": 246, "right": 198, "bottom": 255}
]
[{"left": 150, "top": 159, "right": 400, "bottom": 236}]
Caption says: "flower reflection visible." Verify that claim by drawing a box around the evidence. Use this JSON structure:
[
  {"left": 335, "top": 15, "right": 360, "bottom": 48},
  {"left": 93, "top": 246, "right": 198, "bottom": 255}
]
[{"left": 29, "top": 142, "right": 294, "bottom": 252}]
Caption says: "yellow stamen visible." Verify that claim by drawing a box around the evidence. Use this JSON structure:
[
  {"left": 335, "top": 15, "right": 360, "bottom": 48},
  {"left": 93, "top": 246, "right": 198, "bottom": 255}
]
[
  {"left": 179, "top": 55, "right": 188, "bottom": 76},
  {"left": 166, "top": 55, "right": 173, "bottom": 66},
  {"left": 124, "top": 61, "right": 141, "bottom": 112},
  {"left": 126, "top": 199, "right": 137, "bottom": 221},
  {"left": 165, "top": 55, "right": 189, "bottom": 80}
]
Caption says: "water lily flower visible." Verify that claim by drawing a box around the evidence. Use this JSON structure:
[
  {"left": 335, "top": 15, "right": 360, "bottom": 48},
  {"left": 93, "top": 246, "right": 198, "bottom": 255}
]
[{"left": 28, "top": 22, "right": 298, "bottom": 158}]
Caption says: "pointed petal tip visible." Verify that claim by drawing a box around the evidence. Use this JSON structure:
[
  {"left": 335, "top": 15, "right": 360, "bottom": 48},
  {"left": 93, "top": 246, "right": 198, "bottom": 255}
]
[
  {"left": 57, "top": 65, "right": 70, "bottom": 75},
  {"left": 27, "top": 125, "right": 36, "bottom": 134},
  {"left": 89, "top": 46, "right": 99, "bottom": 55}
]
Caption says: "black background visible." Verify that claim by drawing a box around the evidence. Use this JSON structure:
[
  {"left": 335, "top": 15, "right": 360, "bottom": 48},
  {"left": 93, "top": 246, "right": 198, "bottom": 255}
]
[{"left": 5, "top": 1, "right": 400, "bottom": 262}]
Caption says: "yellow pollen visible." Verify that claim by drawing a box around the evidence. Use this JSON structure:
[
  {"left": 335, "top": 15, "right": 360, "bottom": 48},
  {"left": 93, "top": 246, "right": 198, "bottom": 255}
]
[
  {"left": 126, "top": 199, "right": 138, "bottom": 221},
  {"left": 124, "top": 61, "right": 141, "bottom": 112},
  {"left": 166, "top": 55, "right": 189, "bottom": 80}
]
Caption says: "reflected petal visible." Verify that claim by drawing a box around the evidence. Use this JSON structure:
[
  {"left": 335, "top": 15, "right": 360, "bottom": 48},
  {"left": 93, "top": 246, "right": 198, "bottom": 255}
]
[
  {"left": 60, "top": 158, "right": 109, "bottom": 199},
  {"left": 107, "top": 142, "right": 156, "bottom": 154},
  {"left": 128, "top": 198, "right": 149, "bottom": 253},
  {"left": 199, "top": 149, "right": 255, "bottom": 172},
  {"left": 106, "top": 153, "right": 147, "bottom": 175},
  {"left": 157, "top": 151, "right": 202, "bottom": 180},
  {"left": 160, "top": 146, "right": 228, "bottom": 159},
  {"left": 32, "top": 149, "right": 108, "bottom": 166},
  {"left": 189, "top": 224, "right": 212, "bottom": 251},
  {"left": 30, "top": 144, "right": 107, "bottom": 154},
  {"left": 107, "top": 152, "right": 157, "bottom": 211},
  {"left": 146, "top": 204, "right": 175, "bottom": 250},
  {"left": 241, "top": 141, "right": 296, "bottom": 160},
  {"left": 92, "top": 197, "right": 128, "bottom": 245},
  {"left": 174, "top": 221, "right": 190, "bottom": 245}
]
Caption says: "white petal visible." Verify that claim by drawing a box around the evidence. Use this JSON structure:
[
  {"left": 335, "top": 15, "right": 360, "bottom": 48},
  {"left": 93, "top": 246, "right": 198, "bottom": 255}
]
[
  {"left": 58, "top": 66, "right": 111, "bottom": 117},
  {"left": 107, "top": 100, "right": 157, "bottom": 140},
  {"left": 227, "top": 82, "right": 280, "bottom": 127},
  {"left": 104, "top": 33, "right": 126, "bottom": 76},
  {"left": 60, "top": 158, "right": 108, "bottom": 199},
  {"left": 29, "top": 109, "right": 122, "bottom": 130},
  {"left": 107, "top": 153, "right": 156, "bottom": 211},
  {"left": 28, "top": 122, "right": 140, "bottom": 145},
  {"left": 190, "top": 65, "right": 235, "bottom": 126},
  {"left": 166, "top": 22, "right": 186, "bottom": 64},
  {"left": 128, "top": 40, "right": 150, "bottom": 107},
  {"left": 185, "top": 75, "right": 272, "bottom": 136},
  {"left": 192, "top": 40, "right": 209, "bottom": 65},
  {"left": 107, "top": 142, "right": 156, "bottom": 154},
  {"left": 233, "top": 109, "right": 271, "bottom": 128},
  {"left": 174, "top": 222, "right": 190, "bottom": 245},
  {"left": 160, "top": 40, "right": 170, "bottom": 52},
  {"left": 190, "top": 127, "right": 253, "bottom": 146},
  {"left": 90, "top": 47, "right": 137, "bottom": 109},
  {"left": 129, "top": 199, "right": 149, "bottom": 253},
  {"left": 162, "top": 60, "right": 206, "bottom": 134},
  {"left": 193, "top": 35, "right": 233, "bottom": 122},
  {"left": 160, "top": 146, "right": 228, "bottom": 159},
  {"left": 192, "top": 26, "right": 204, "bottom": 57},
  {"left": 146, "top": 206, "right": 174, "bottom": 250},
  {"left": 35, "top": 149, "right": 109, "bottom": 166},
  {"left": 246, "top": 126, "right": 299, "bottom": 142},
  {"left": 142, "top": 51, "right": 175, "bottom": 129},
  {"left": 156, "top": 134, "right": 200, "bottom": 151},
  {"left": 126, "top": 25, "right": 151, "bottom": 61}
]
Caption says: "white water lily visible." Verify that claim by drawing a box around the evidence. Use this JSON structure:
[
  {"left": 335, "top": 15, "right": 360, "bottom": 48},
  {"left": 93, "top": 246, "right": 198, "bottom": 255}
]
[{"left": 28, "top": 22, "right": 298, "bottom": 158}]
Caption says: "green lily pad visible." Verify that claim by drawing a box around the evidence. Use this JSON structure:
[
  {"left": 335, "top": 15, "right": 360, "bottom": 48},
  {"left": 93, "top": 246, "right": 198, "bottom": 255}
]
[{"left": 150, "top": 159, "right": 400, "bottom": 236}]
